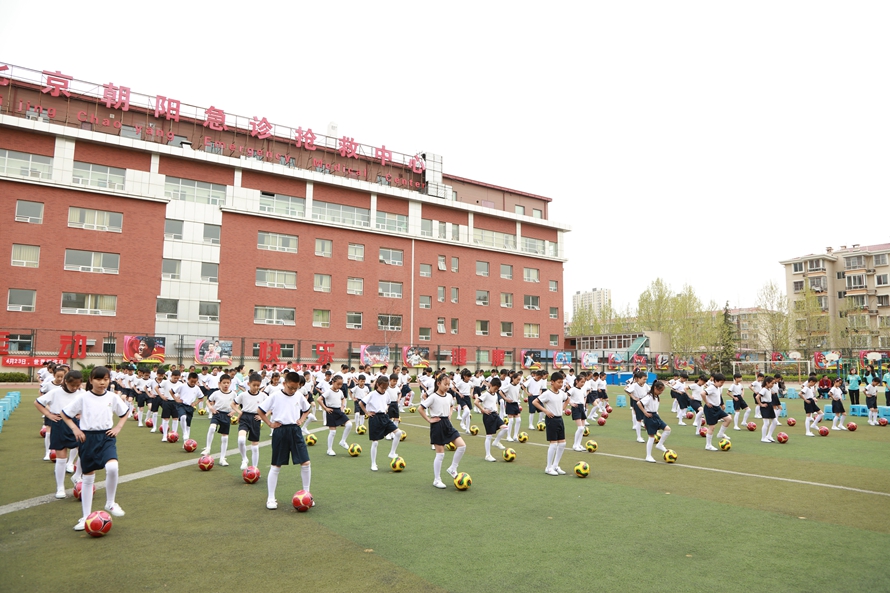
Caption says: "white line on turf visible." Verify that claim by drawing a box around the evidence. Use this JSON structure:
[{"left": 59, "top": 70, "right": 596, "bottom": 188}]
[{"left": 397, "top": 421, "right": 890, "bottom": 498}]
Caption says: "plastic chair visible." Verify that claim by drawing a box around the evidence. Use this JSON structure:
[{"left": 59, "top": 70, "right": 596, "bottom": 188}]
[
  {"left": 850, "top": 405, "right": 868, "bottom": 417},
  {"left": 724, "top": 401, "right": 735, "bottom": 415},
  {"left": 878, "top": 406, "right": 890, "bottom": 420},
  {"left": 786, "top": 387, "right": 798, "bottom": 399},
  {"left": 822, "top": 408, "right": 835, "bottom": 421},
  {"left": 616, "top": 395, "right": 627, "bottom": 408},
  {"left": 0, "top": 400, "right": 9, "bottom": 421},
  {"left": 780, "top": 403, "right": 787, "bottom": 418}
]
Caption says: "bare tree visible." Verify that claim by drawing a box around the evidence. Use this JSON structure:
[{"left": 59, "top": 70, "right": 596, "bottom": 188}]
[{"left": 755, "top": 280, "right": 791, "bottom": 353}]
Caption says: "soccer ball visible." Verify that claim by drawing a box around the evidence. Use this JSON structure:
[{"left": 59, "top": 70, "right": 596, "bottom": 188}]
[
  {"left": 654, "top": 431, "right": 663, "bottom": 444},
  {"left": 606, "top": 405, "right": 613, "bottom": 413},
  {"left": 686, "top": 411, "right": 694, "bottom": 420},
  {"left": 583, "top": 426, "right": 590, "bottom": 437},
  {"left": 344, "top": 407, "right": 352, "bottom": 415},
  {"left": 453, "top": 472, "right": 472, "bottom": 490},
  {"left": 718, "top": 438, "right": 732, "bottom": 451},
  {"left": 409, "top": 406, "right": 417, "bottom": 413},
  {"left": 166, "top": 432, "right": 179, "bottom": 443},
  {"left": 197, "top": 408, "right": 207, "bottom": 416},
  {"left": 230, "top": 415, "right": 239, "bottom": 425},
  {"left": 73, "top": 481, "right": 95, "bottom": 501},
  {"left": 243, "top": 466, "right": 261, "bottom": 484},
  {"left": 518, "top": 406, "right": 523, "bottom": 413},
  {"left": 601, "top": 412, "right": 609, "bottom": 419},
  {"left": 880, "top": 418, "right": 889, "bottom": 427},
  {"left": 776, "top": 432, "right": 789, "bottom": 444},
  {"left": 663, "top": 449, "right": 678, "bottom": 463},
  {"left": 183, "top": 439, "right": 198, "bottom": 453},
  {"left": 574, "top": 461, "right": 590, "bottom": 478},
  {"left": 84, "top": 510, "right": 113, "bottom": 537},
  {"left": 356, "top": 425, "right": 367, "bottom": 435},
  {"left": 469, "top": 425, "right": 479, "bottom": 436},
  {"left": 49, "top": 450, "right": 56, "bottom": 462},
  {"left": 597, "top": 417, "right": 606, "bottom": 426},
  {"left": 503, "top": 448, "right": 516, "bottom": 462},
  {"left": 399, "top": 430, "right": 407, "bottom": 441},
  {"left": 348, "top": 444, "right": 362, "bottom": 457},
  {"left": 145, "top": 419, "right": 154, "bottom": 428},
  {"left": 305, "top": 434, "right": 317, "bottom": 446},
  {"left": 564, "top": 409, "right": 572, "bottom": 416},
  {"left": 198, "top": 455, "right": 214, "bottom": 471},
  {"left": 787, "top": 418, "right": 796, "bottom": 427},
  {"left": 699, "top": 428, "right": 708, "bottom": 438},
  {"left": 585, "top": 440, "right": 598, "bottom": 453},
  {"left": 292, "top": 489, "right": 313, "bottom": 512},
  {"left": 390, "top": 456, "right": 406, "bottom": 472},
  {"left": 536, "top": 421, "right": 546, "bottom": 431},
  {"left": 847, "top": 422, "right": 858, "bottom": 431},
  {"left": 445, "top": 442, "right": 457, "bottom": 451},
  {"left": 40, "top": 426, "right": 47, "bottom": 438},
  {"left": 747, "top": 422, "right": 757, "bottom": 431},
  {"left": 517, "top": 432, "right": 529, "bottom": 443},
  {"left": 819, "top": 426, "right": 830, "bottom": 436}
]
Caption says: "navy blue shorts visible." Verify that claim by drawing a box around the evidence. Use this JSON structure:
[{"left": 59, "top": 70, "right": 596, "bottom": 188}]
[
  {"left": 761, "top": 404, "right": 776, "bottom": 419},
  {"left": 689, "top": 400, "right": 702, "bottom": 412},
  {"left": 239, "top": 412, "right": 262, "bottom": 442},
  {"left": 675, "top": 392, "right": 690, "bottom": 409},
  {"left": 482, "top": 412, "right": 505, "bottom": 435},
  {"left": 598, "top": 390, "right": 608, "bottom": 400},
  {"left": 571, "top": 404, "right": 587, "bottom": 421},
  {"left": 161, "top": 400, "right": 177, "bottom": 419},
  {"left": 732, "top": 396, "right": 748, "bottom": 410},
  {"left": 643, "top": 412, "right": 667, "bottom": 436},
  {"left": 704, "top": 405, "right": 729, "bottom": 426},
  {"left": 866, "top": 396, "right": 878, "bottom": 409},
  {"left": 527, "top": 395, "right": 538, "bottom": 411},
  {"left": 175, "top": 404, "right": 195, "bottom": 425},
  {"left": 270, "top": 424, "right": 309, "bottom": 466},
  {"left": 325, "top": 408, "right": 349, "bottom": 428},
  {"left": 803, "top": 400, "right": 820, "bottom": 414},
  {"left": 429, "top": 417, "right": 461, "bottom": 446},
  {"left": 150, "top": 397, "right": 161, "bottom": 412},
  {"left": 832, "top": 400, "right": 846, "bottom": 414},
  {"left": 545, "top": 415, "right": 566, "bottom": 441},
  {"left": 505, "top": 402, "right": 520, "bottom": 416},
  {"left": 387, "top": 401, "right": 400, "bottom": 419},
  {"left": 631, "top": 399, "right": 646, "bottom": 421},
  {"left": 43, "top": 416, "right": 51, "bottom": 427},
  {"left": 49, "top": 418, "right": 79, "bottom": 451},
  {"left": 368, "top": 412, "right": 398, "bottom": 442},
  {"left": 79, "top": 430, "right": 118, "bottom": 474},
  {"left": 210, "top": 411, "right": 232, "bottom": 435}
]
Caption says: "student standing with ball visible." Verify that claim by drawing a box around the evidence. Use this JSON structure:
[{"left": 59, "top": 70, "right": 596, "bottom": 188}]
[
  {"left": 533, "top": 372, "right": 570, "bottom": 476},
  {"left": 702, "top": 373, "right": 732, "bottom": 451},
  {"left": 34, "top": 369, "right": 84, "bottom": 497},
  {"left": 419, "top": 373, "right": 466, "bottom": 489},
  {"left": 319, "top": 376, "right": 353, "bottom": 456},
  {"left": 568, "top": 374, "right": 589, "bottom": 452},
  {"left": 61, "top": 366, "right": 129, "bottom": 531},
  {"left": 829, "top": 378, "right": 848, "bottom": 430},
  {"left": 203, "top": 374, "right": 236, "bottom": 465},
  {"left": 729, "top": 373, "right": 750, "bottom": 431},
  {"left": 474, "top": 377, "right": 509, "bottom": 461},
  {"left": 801, "top": 376, "right": 823, "bottom": 436},
  {"left": 233, "top": 373, "right": 267, "bottom": 470},
  {"left": 358, "top": 375, "right": 403, "bottom": 471},
  {"left": 755, "top": 376, "right": 778, "bottom": 443},
  {"left": 636, "top": 380, "right": 671, "bottom": 462}
]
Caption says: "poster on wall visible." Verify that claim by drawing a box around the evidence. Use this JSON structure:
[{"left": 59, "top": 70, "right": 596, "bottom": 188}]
[
  {"left": 360, "top": 345, "right": 390, "bottom": 367},
  {"left": 402, "top": 346, "right": 431, "bottom": 368},
  {"left": 123, "top": 335, "right": 166, "bottom": 364},
  {"left": 813, "top": 350, "right": 842, "bottom": 369},
  {"left": 579, "top": 351, "right": 599, "bottom": 370},
  {"left": 632, "top": 354, "right": 648, "bottom": 367},
  {"left": 858, "top": 350, "right": 890, "bottom": 368},
  {"left": 553, "top": 351, "right": 573, "bottom": 368},
  {"left": 194, "top": 339, "right": 233, "bottom": 365},
  {"left": 607, "top": 352, "right": 624, "bottom": 370},
  {"left": 673, "top": 355, "right": 694, "bottom": 372},
  {"left": 521, "top": 350, "right": 542, "bottom": 370},
  {"left": 655, "top": 354, "right": 670, "bottom": 370}
]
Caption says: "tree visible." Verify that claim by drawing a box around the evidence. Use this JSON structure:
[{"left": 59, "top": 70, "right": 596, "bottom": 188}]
[
  {"left": 637, "top": 279, "right": 674, "bottom": 334},
  {"left": 715, "top": 302, "right": 736, "bottom": 373},
  {"left": 568, "top": 303, "right": 597, "bottom": 337},
  {"left": 670, "top": 284, "right": 705, "bottom": 356},
  {"left": 755, "top": 280, "right": 791, "bottom": 354}
]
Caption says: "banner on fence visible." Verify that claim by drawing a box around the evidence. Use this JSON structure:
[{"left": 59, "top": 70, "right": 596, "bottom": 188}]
[
  {"left": 402, "top": 346, "right": 431, "bottom": 368},
  {"left": 194, "top": 339, "right": 233, "bottom": 365},
  {"left": 123, "top": 335, "right": 166, "bottom": 364},
  {"left": 521, "top": 350, "right": 543, "bottom": 370},
  {"left": 3, "top": 356, "right": 67, "bottom": 367},
  {"left": 553, "top": 351, "right": 572, "bottom": 367},
  {"left": 361, "top": 345, "right": 390, "bottom": 367},
  {"left": 579, "top": 351, "right": 599, "bottom": 369},
  {"left": 813, "top": 350, "right": 842, "bottom": 369}
]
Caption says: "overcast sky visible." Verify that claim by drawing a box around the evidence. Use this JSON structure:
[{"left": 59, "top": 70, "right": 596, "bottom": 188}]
[{"left": 3, "top": 1, "right": 888, "bottom": 315}]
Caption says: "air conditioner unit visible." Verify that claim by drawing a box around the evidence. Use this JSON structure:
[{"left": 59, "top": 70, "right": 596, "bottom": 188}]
[{"left": 347, "top": 323, "right": 362, "bottom": 330}]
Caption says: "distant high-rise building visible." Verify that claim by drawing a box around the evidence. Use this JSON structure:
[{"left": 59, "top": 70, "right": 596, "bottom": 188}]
[{"left": 573, "top": 288, "right": 611, "bottom": 317}]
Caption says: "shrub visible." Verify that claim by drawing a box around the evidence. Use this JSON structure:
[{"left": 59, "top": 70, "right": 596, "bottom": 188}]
[{"left": 0, "top": 372, "right": 32, "bottom": 382}]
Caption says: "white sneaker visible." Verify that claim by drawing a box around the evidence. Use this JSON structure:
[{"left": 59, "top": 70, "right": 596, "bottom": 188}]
[
  {"left": 655, "top": 444, "right": 668, "bottom": 452},
  {"left": 446, "top": 467, "right": 458, "bottom": 478},
  {"left": 761, "top": 438, "right": 772, "bottom": 443},
  {"left": 219, "top": 458, "right": 229, "bottom": 466},
  {"left": 545, "top": 468, "right": 559, "bottom": 476},
  {"left": 433, "top": 479, "right": 447, "bottom": 489},
  {"left": 839, "top": 426, "right": 848, "bottom": 430},
  {"left": 266, "top": 499, "right": 278, "bottom": 510},
  {"left": 105, "top": 502, "right": 125, "bottom": 517},
  {"left": 339, "top": 441, "right": 349, "bottom": 450},
  {"left": 385, "top": 434, "right": 393, "bottom": 440},
  {"left": 327, "top": 450, "right": 336, "bottom": 456},
  {"left": 150, "top": 428, "right": 157, "bottom": 433},
  {"left": 307, "top": 414, "right": 317, "bottom": 423},
  {"left": 733, "top": 426, "right": 741, "bottom": 431},
  {"left": 201, "top": 447, "right": 210, "bottom": 456},
  {"left": 585, "top": 421, "right": 591, "bottom": 426},
  {"left": 66, "top": 464, "right": 74, "bottom": 474},
  {"left": 721, "top": 435, "right": 731, "bottom": 440},
  {"left": 572, "top": 446, "right": 585, "bottom": 452},
  {"left": 678, "top": 421, "right": 687, "bottom": 426},
  {"left": 831, "top": 427, "right": 841, "bottom": 431},
  {"left": 371, "top": 465, "right": 378, "bottom": 472},
  {"left": 240, "top": 460, "right": 248, "bottom": 470},
  {"left": 636, "top": 438, "right": 645, "bottom": 443},
  {"left": 73, "top": 518, "right": 85, "bottom": 531},
  {"left": 806, "top": 432, "right": 815, "bottom": 437},
  {"left": 55, "top": 489, "right": 66, "bottom": 499},
  {"left": 555, "top": 467, "right": 566, "bottom": 475},
  {"left": 137, "top": 423, "right": 143, "bottom": 427},
  {"left": 776, "top": 421, "right": 783, "bottom": 425},
  {"left": 506, "top": 437, "right": 515, "bottom": 442},
  {"left": 705, "top": 445, "right": 719, "bottom": 451},
  {"left": 484, "top": 455, "right": 497, "bottom": 462},
  {"left": 495, "top": 443, "right": 506, "bottom": 450},
  {"left": 387, "top": 452, "right": 398, "bottom": 459},
  {"left": 43, "top": 453, "right": 51, "bottom": 461},
  {"left": 70, "top": 475, "right": 81, "bottom": 487},
  {"left": 645, "top": 456, "right": 656, "bottom": 463},
  {"left": 161, "top": 437, "right": 167, "bottom": 443}
]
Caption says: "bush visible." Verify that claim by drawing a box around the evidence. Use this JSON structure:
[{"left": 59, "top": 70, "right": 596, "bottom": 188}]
[{"left": 0, "top": 372, "right": 32, "bottom": 382}]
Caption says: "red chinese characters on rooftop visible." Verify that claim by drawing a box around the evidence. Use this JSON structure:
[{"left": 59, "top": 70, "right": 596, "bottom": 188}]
[
  {"left": 102, "top": 83, "right": 131, "bottom": 111},
  {"left": 155, "top": 96, "right": 181, "bottom": 122}
]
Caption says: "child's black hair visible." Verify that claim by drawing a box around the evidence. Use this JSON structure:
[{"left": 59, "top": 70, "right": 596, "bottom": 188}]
[
  {"left": 187, "top": 372, "right": 199, "bottom": 380},
  {"left": 249, "top": 373, "right": 262, "bottom": 383},
  {"left": 86, "top": 366, "right": 111, "bottom": 392}
]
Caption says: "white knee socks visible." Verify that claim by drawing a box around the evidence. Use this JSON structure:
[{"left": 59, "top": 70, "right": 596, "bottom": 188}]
[
  {"left": 554, "top": 442, "right": 566, "bottom": 469},
  {"left": 434, "top": 452, "right": 444, "bottom": 480},
  {"left": 220, "top": 436, "right": 228, "bottom": 459},
  {"left": 105, "top": 460, "right": 119, "bottom": 506},
  {"left": 171, "top": 419, "right": 179, "bottom": 434},
  {"left": 327, "top": 430, "right": 335, "bottom": 452},
  {"left": 716, "top": 424, "right": 727, "bottom": 439},
  {"left": 742, "top": 409, "right": 751, "bottom": 424},
  {"left": 484, "top": 435, "right": 493, "bottom": 458},
  {"left": 448, "top": 445, "right": 466, "bottom": 473},
  {"left": 574, "top": 425, "right": 585, "bottom": 448},
  {"left": 179, "top": 416, "right": 189, "bottom": 440},
  {"left": 206, "top": 424, "right": 217, "bottom": 450},
  {"left": 301, "top": 464, "right": 311, "bottom": 491},
  {"left": 341, "top": 422, "right": 352, "bottom": 443},
  {"left": 493, "top": 427, "right": 506, "bottom": 448},
  {"left": 267, "top": 466, "right": 280, "bottom": 501},
  {"left": 238, "top": 434, "right": 248, "bottom": 461},
  {"left": 646, "top": 437, "right": 655, "bottom": 459},
  {"left": 251, "top": 445, "right": 259, "bottom": 467},
  {"left": 390, "top": 431, "right": 401, "bottom": 456},
  {"left": 44, "top": 432, "right": 51, "bottom": 457},
  {"left": 371, "top": 441, "right": 379, "bottom": 467},
  {"left": 54, "top": 459, "right": 66, "bottom": 491},
  {"left": 81, "top": 473, "right": 95, "bottom": 519},
  {"left": 733, "top": 412, "right": 740, "bottom": 428},
  {"left": 546, "top": 443, "right": 556, "bottom": 470}
]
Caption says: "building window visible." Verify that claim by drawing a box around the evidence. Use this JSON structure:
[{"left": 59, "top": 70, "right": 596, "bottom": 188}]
[
  {"left": 524, "top": 323, "right": 540, "bottom": 339},
  {"left": 452, "top": 225, "right": 460, "bottom": 241},
  {"left": 312, "top": 201, "right": 371, "bottom": 227},
  {"left": 438, "top": 255, "right": 446, "bottom": 271},
  {"left": 256, "top": 268, "right": 296, "bottom": 289},
  {"left": 550, "top": 307, "right": 559, "bottom": 319},
  {"left": 420, "top": 295, "right": 432, "bottom": 309},
  {"left": 164, "top": 219, "right": 183, "bottom": 240},
  {"left": 421, "top": 219, "right": 433, "bottom": 237},
  {"left": 878, "top": 295, "right": 890, "bottom": 308},
  {"left": 515, "top": 205, "right": 525, "bottom": 215},
  {"left": 438, "top": 286, "right": 445, "bottom": 302},
  {"left": 473, "top": 229, "right": 516, "bottom": 250},
  {"left": 792, "top": 262, "right": 804, "bottom": 273},
  {"left": 11, "top": 244, "right": 39, "bottom": 268},
  {"left": 156, "top": 298, "right": 178, "bottom": 319},
  {"left": 845, "top": 256, "right": 865, "bottom": 270},
  {"left": 259, "top": 192, "right": 305, "bottom": 217},
  {"left": 162, "top": 259, "right": 181, "bottom": 280},
  {"left": 314, "top": 274, "right": 332, "bottom": 293},
  {"left": 201, "top": 263, "right": 219, "bottom": 283},
  {"left": 550, "top": 334, "right": 559, "bottom": 346},
  {"left": 420, "top": 263, "right": 432, "bottom": 277},
  {"left": 203, "top": 224, "right": 221, "bottom": 245},
  {"left": 875, "top": 254, "right": 888, "bottom": 266},
  {"left": 523, "top": 268, "right": 540, "bottom": 283},
  {"left": 476, "top": 261, "right": 490, "bottom": 277},
  {"left": 7, "top": 289, "right": 35, "bottom": 312},
  {"left": 8, "top": 333, "right": 33, "bottom": 352},
  {"left": 378, "top": 314, "right": 402, "bottom": 331},
  {"left": 436, "top": 318, "right": 446, "bottom": 334},
  {"left": 451, "top": 257, "right": 459, "bottom": 272},
  {"left": 346, "top": 311, "right": 363, "bottom": 329},
  {"left": 476, "top": 290, "right": 490, "bottom": 306},
  {"left": 379, "top": 281, "right": 403, "bottom": 298},
  {"left": 807, "top": 259, "right": 824, "bottom": 272},
  {"left": 549, "top": 280, "right": 558, "bottom": 292},
  {"left": 376, "top": 211, "right": 408, "bottom": 233},
  {"left": 501, "top": 264, "right": 513, "bottom": 280},
  {"left": 451, "top": 318, "right": 459, "bottom": 334},
  {"left": 14, "top": 200, "right": 43, "bottom": 224},
  {"left": 72, "top": 161, "right": 125, "bottom": 191},
  {"left": 846, "top": 274, "right": 866, "bottom": 290},
  {"left": 850, "top": 295, "right": 867, "bottom": 309},
  {"left": 68, "top": 207, "right": 123, "bottom": 233},
  {"left": 347, "top": 277, "right": 363, "bottom": 295},
  {"left": 199, "top": 301, "right": 219, "bottom": 321},
  {"left": 477, "top": 350, "right": 490, "bottom": 364},
  {"left": 521, "top": 237, "right": 545, "bottom": 255},
  {"left": 877, "top": 274, "right": 889, "bottom": 287},
  {"left": 120, "top": 125, "right": 140, "bottom": 139},
  {"left": 501, "top": 321, "right": 513, "bottom": 337},
  {"left": 438, "top": 222, "right": 447, "bottom": 239},
  {"left": 61, "top": 293, "right": 116, "bottom": 316},
  {"left": 164, "top": 176, "right": 226, "bottom": 205},
  {"left": 476, "top": 320, "right": 489, "bottom": 336},
  {"left": 256, "top": 231, "right": 298, "bottom": 253},
  {"left": 64, "top": 250, "right": 120, "bottom": 274},
  {"left": 379, "top": 248, "right": 404, "bottom": 266},
  {"left": 532, "top": 209, "right": 542, "bottom": 219},
  {"left": 312, "top": 309, "right": 331, "bottom": 328},
  {"left": 315, "top": 238, "right": 333, "bottom": 257},
  {"left": 348, "top": 243, "right": 364, "bottom": 261},
  {"left": 501, "top": 293, "right": 513, "bottom": 308},
  {"left": 810, "top": 277, "right": 827, "bottom": 291},
  {"left": 1, "top": 149, "right": 52, "bottom": 180},
  {"left": 451, "top": 287, "right": 459, "bottom": 303},
  {"left": 523, "top": 295, "right": 540, "bottom": 310},
  {"left": 817, "top": 296, "right": 829, "bottom": 311},
  {"left": 793, "top": 281, "right": 804, "bottom": 293},
  {"left": 419, "top": 327, "right": 432, "bottom": 342},
  {"left": 254, "top": 306, "right": 295, "bottom": 325}
]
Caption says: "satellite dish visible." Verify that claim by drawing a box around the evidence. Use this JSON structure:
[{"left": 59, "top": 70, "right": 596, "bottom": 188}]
[
  {"left": 788, "top": 351, "right": 801, "bottom": 360},
  {"left": 825, "top": 351, "right": 841, "bottom": 362},
  {"left": 866, "top": 352, "right": 882, "bottom": 361}
]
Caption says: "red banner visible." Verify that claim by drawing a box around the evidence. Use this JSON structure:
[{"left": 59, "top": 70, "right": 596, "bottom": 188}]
[{"left": 3, "top": 356, "right": 67, "bottom": 367}]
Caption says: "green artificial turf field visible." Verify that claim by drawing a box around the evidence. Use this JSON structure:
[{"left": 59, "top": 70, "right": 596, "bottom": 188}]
[{"left": 1, "top": 386, "right": 888, "bottom": 593}]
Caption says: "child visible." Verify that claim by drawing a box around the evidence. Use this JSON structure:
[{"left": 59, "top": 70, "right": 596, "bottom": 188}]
[
  {"left": 318, "top": 376, "right": 353, "bottom": 456},
  {"left": 474, "top": 378, "right": 509, "bottom": 461},
  {"left": 567, "top": 374, "right": 589, "bottom": 451},
  {"left": 626, "top": 371, "right": 649, "bottom": 443},
  {"left": 668, "top": 373, "right": 680, "bottom": 414},
  {"left": 203, "top": 374, "right": 236, "bottom": 466},
  {"left": 257, "top": 372, "right": 312, "bottom": 509},
  {"left": 39, "top": 364, "right": 67, "bottom": 460},
  {"left": 637, "top": 380, "right": 671, "bottom": 462},
  {"left": 830, "top": 378, "right": 848, "bottom": 430},
  {"left": 351, "top": 374, "right": 369, "bottom": 428},
  {"left": 453, "top": 369, "right": 474, "bottom": 434},
  {"left": 61, "top": 366, "right": 129, "bottom": 530},
  {"left": 525, "top": 370, "right": 545, "bottom": 429},
  {"left": 533, "top": 371, "right": 569, "bottom": 475},
  {"left": 865, "top": 376, "right": 881, "bottom": 425},
  {"left": 175, "top": 372, "right": 203, "bottom": 442},
  {"left": 157, "top": 370, "right": 182, "bottom": 442},
  {"left": 34, "top": 369, "right": 84, "bottom": 497},
  {"left": 772, "top": 374, "right": 784, "bottom": 424},
  {"left": 358, "top": 375, "right": 403, "bottom": 471},
  {"left": 755, "top": 376, "right": 777, "bottom": 443},
  {"left": 233, "top": 373, "right": 267, "bottom": 470},
  {"left": 502, "top": 372, "right": 523, "bottom": 442},
  {"left": 672, "top": 372, "right": 689, "bottom": 426},
  {"left": 703, "top": 373, "right": 732, "bottom": 451},
  {"left": 729, "top": 373, "right": 750, "bottom": 430},
  {"left": 419, "top": 373, "right": 467, "bottom": 489},
  {"left": 688, "top": 375, "right": 707, "bottom": 434},
  {"left": 385, "top": 374, "right": 402, "bottom": 439},
  {"left": 801, "top": 376, "right": 822, "bottom": 436},
  {"left": 592, "top": 371, "right": 609, "bottom": 418},
  {"left": 751, "top": 373, "right": 764, "bottom": 419},
  {"left": 398, "top": 367, "right": 412, "bottom": 411}
]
